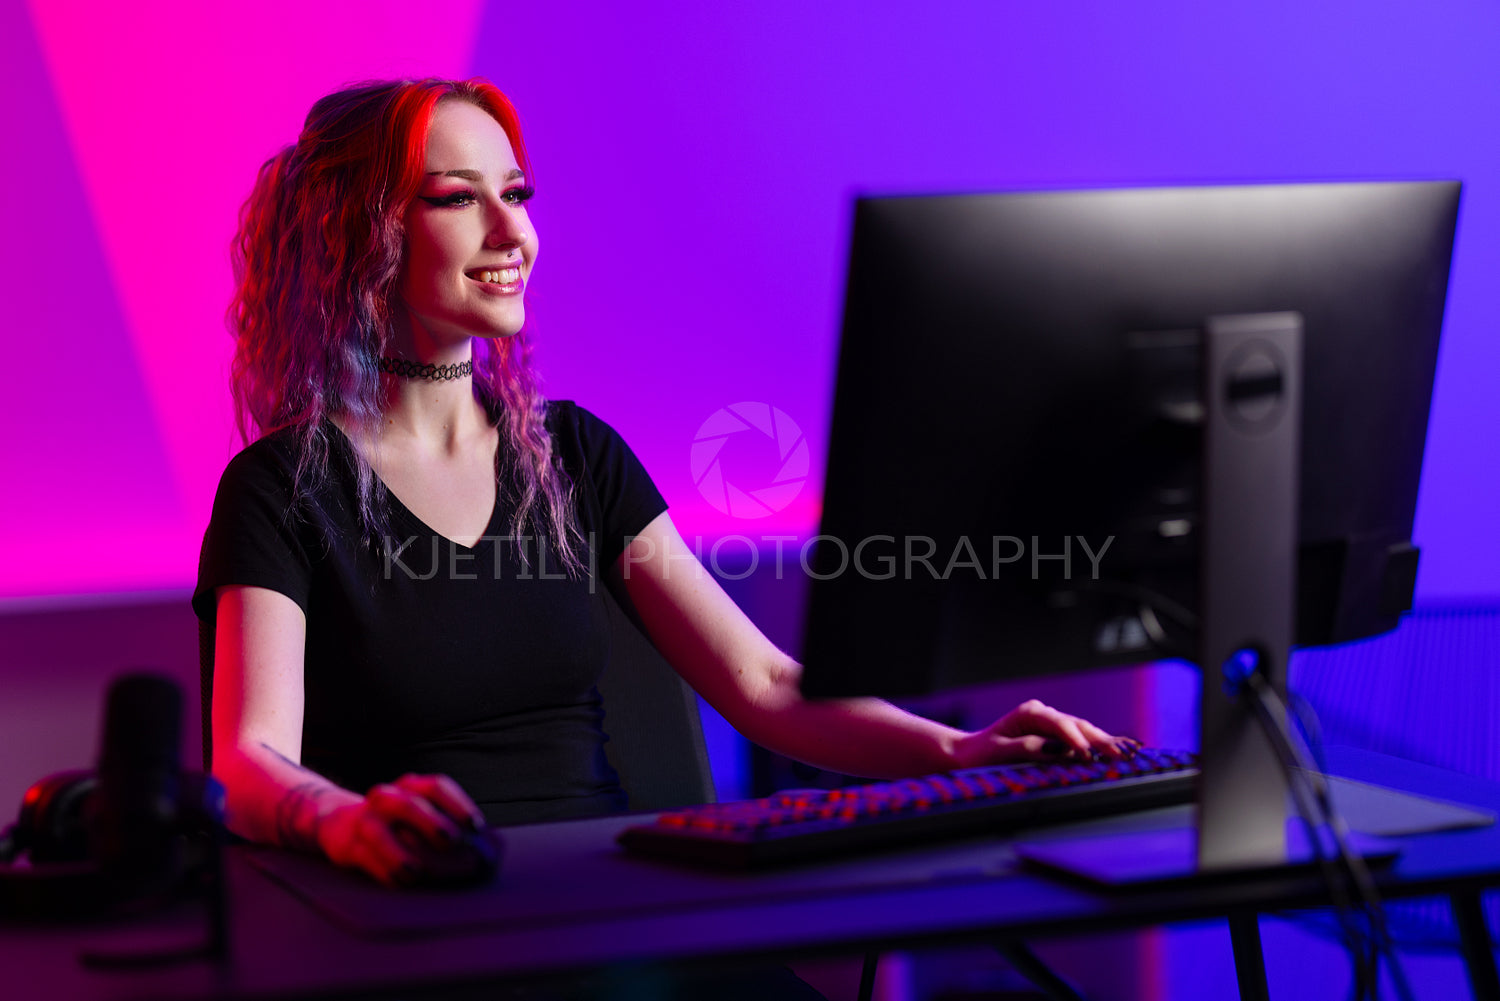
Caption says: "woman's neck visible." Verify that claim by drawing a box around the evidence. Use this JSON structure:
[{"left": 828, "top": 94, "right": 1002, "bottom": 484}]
[
  {"left": 375, "top": 320, "right": 491, "bottom": 451},
  {"left": 377, "top": 375, "right": 489, "bottom": 453}
]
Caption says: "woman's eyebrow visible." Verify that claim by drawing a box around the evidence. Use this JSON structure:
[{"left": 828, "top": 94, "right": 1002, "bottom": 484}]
[{"left": 427, "top": 168, "right": 526, "bottom": 182}]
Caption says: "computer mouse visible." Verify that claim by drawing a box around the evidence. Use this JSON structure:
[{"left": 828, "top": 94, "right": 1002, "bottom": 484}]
[{"left": 395, "top": 823, "right": 504, "bottom": 888}]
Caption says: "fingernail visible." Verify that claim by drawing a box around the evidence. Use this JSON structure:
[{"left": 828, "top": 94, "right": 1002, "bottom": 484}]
[{"left": 1041, "top": 738, "right": 1067, "bottom": 755}]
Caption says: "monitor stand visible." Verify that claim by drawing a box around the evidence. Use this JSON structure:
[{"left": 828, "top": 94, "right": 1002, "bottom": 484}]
[
  {"left": 1014, "top": 312, "right": 1399, "bottom": 886},
  {"left": 1196, "top": 311, "right": 1300, "bottom": 873}
]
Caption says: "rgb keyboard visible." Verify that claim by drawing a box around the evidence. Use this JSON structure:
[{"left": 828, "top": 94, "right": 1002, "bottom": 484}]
[{"left": 618, "top": 748, "right": 1198, "bottom": 869}]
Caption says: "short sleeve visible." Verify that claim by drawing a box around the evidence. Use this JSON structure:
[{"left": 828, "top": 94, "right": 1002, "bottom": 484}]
[
  {"left": 191, "top": 435, "right": 317, "bottom": 623},
  {"left": 550, "top": 403, "right": 668, "bottom": 567}
]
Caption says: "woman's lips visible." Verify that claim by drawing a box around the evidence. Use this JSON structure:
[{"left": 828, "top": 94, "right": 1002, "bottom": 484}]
[{"left": 467, "top": 269, "right": 523, "bottom": 295}]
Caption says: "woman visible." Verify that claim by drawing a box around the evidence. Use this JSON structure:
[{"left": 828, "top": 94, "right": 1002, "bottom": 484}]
[{"left": 194, "top": 77, "right": 1133, "bottom": 888}]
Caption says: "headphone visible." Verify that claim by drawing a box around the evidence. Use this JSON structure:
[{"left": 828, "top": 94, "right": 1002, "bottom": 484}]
[
  {"left": 0, "top": 676, "right": 225, "bottom": 923},
  {"left": 0, "top": 770, "right": 103, "bottom": 920}
]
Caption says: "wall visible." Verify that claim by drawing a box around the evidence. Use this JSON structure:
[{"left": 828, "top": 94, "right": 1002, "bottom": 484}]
[
  {"left": 3, "top": 4, "right": 1499, "bottom": 999},
  {"left": 3, "top": 1, "right": 1498, "bottom": 601},
  {"left": 0, "top": 593, "right": 201, "bottom": 817}
]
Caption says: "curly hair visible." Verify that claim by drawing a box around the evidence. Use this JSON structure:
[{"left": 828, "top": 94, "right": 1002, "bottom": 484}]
[{"left": 227, "top": 78, "right": 582, "bottom": 573}]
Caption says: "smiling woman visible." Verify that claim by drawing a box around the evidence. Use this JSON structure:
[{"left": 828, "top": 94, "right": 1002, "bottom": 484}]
[
  {"left": 400, "top": 101, "right": 537, "bottom": 346},
  {"left": 194, "top": 79, "right": 1131, "bottom": 934}
]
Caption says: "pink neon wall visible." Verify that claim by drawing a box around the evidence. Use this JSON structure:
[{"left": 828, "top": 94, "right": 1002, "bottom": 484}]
[
  {"left": 2, "top": 0, "right": 484, "bottom": 596},
  {"left": 4, "top": 1, "right": 1499, "bottom": 602}
]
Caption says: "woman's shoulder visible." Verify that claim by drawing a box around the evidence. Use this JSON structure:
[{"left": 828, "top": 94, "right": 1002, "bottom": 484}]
[
  {"left": 542, "top": 400, "right": 664, "bottom": 530},
  {"left": 543, "top": 398, "right": 585, "bottom": 432},
  {"left": 215, "top": 426, "right": 300, "bottom": 489},
  {"left": 544, "top": 401, "right": 652, "bottom": 483},
  {"left": 214, "top": 423, "right": 352, "bottom": 503},
  {"left": 226, "top": 425, "right": 301, "bottom": 468},
  {"left": 543, "top": 400, "right": 630, "bottom": 451}
]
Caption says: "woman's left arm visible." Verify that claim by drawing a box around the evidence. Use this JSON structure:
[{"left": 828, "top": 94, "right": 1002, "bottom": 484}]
[{"left": 613, "top": 512, "right": 1132, "bottom": 780}]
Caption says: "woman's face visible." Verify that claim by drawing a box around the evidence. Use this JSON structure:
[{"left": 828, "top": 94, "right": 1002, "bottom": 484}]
[{"left": 397, "top": 99, "right": 538, "bottom": 346}]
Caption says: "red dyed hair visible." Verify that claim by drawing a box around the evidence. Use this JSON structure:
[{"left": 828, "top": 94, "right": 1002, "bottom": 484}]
[{"left": 228, "top": 78, "right": 581, "bottom": 570}]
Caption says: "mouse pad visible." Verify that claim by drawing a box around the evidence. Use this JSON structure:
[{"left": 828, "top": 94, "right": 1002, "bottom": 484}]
[{"left": 245, "top": 811, "right": 1045, "bottom": 940}]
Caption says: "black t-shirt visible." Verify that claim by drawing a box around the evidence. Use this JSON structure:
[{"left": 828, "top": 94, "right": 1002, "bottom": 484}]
[{"left": 192, "top": 401, "right": 668, "bottom": 826}]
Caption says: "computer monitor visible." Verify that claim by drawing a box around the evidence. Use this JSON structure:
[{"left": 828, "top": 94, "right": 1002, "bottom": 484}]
[{"left": 799, "top": 181, "right": 1461, "bottom": 873}]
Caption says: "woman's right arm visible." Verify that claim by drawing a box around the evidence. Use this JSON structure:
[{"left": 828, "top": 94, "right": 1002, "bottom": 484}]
[{"left": 212, "top": 585, "right": 483, "bottom": 885}]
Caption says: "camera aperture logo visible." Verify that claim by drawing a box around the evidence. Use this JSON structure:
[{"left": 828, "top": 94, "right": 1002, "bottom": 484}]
[{"left": 690, "top": 402, "right": 809, "bottom": 519}]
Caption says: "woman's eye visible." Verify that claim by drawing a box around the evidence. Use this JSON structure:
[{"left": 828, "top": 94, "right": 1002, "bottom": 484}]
[
  {"left": 502, "top": 185, "right": 536, "bottom": 205},
  {"left": 420, "top": 191, "right": 477, "bottom": 208}
]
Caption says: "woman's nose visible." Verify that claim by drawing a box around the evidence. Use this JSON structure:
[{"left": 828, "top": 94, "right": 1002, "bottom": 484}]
[{"left": 486, "top": 204, "right": 529, "bottom": 250}]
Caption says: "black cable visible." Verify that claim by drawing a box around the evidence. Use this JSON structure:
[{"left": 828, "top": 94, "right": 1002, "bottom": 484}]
[
  {"left": 1243, "top": 672, "right": 1416, "bottom": 1001},
  {"left": 1244, "top": 676, "right": 1382, "bottom": 998},
  {"left": 1244, "top": 678, "right": 1376, "bottom": 997},
  {"left": 1285, "top": 687, "right": 1329, "bottom": 776},
  {"left": 1266, "top": 687, "right": 1410, "bottom": 1000}
]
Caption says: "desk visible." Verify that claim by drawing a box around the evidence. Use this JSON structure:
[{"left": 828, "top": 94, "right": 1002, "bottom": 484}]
[{"left": 5, "top": 747, "right": 1500, "bottom": 1001}]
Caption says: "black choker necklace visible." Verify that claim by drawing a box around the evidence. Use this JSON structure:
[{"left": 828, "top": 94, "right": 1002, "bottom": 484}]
[{"left": 378, "top": 356, "right": 473, "bottom": 382}]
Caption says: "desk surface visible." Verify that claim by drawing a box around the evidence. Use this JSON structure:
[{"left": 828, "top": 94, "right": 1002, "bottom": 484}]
[{"left": 6, "top": 747, "right": 1500, "bottom": 1001}]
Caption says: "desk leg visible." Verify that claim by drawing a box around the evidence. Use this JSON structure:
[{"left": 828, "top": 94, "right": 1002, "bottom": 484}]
[
  {"left": 992, "top": 941, "right": 1088, "bottom": 1001},
  {"left": 857, "top": 953, "right": 878, "bottom": 1001},
  {"left": 1229, "top": 911, "right": 1270, "bottom": 1001},
  {"left": 1452, "top": 889, "right": 1500, "bottom": 1001}
]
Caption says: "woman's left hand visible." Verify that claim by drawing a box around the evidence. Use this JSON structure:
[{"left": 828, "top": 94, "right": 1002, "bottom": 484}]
[{"left": 951, "top": 699, "right": 1140, "bottom": 770}]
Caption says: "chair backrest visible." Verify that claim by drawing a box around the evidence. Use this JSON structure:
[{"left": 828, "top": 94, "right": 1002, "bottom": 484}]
[
  {"left": 197, "top": 587, "right": 716, "bottom": 812},
  {"left": 595, "top": 587, "right": 717, "bottom": 809}
]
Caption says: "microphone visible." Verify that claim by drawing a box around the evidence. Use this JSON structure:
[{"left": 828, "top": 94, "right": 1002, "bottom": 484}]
[
  {"left": 74, "top": 673, "right": 231, "bottom": 968},
  {"left": 88, "top": 673, "right": 184, "bottom": 897}
]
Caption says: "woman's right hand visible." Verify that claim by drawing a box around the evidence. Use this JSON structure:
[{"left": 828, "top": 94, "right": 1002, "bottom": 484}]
[
  {"left": 314, "top": 773, "right": 487, "bottom": 886},
  {"left": 213, "top": 588, "right": 489, "bottom": 886}
]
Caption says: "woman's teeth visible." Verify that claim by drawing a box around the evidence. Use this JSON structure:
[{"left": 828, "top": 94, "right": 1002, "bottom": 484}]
[{"left": 474, "top": 268, "right": 520, "bottom": 284}]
